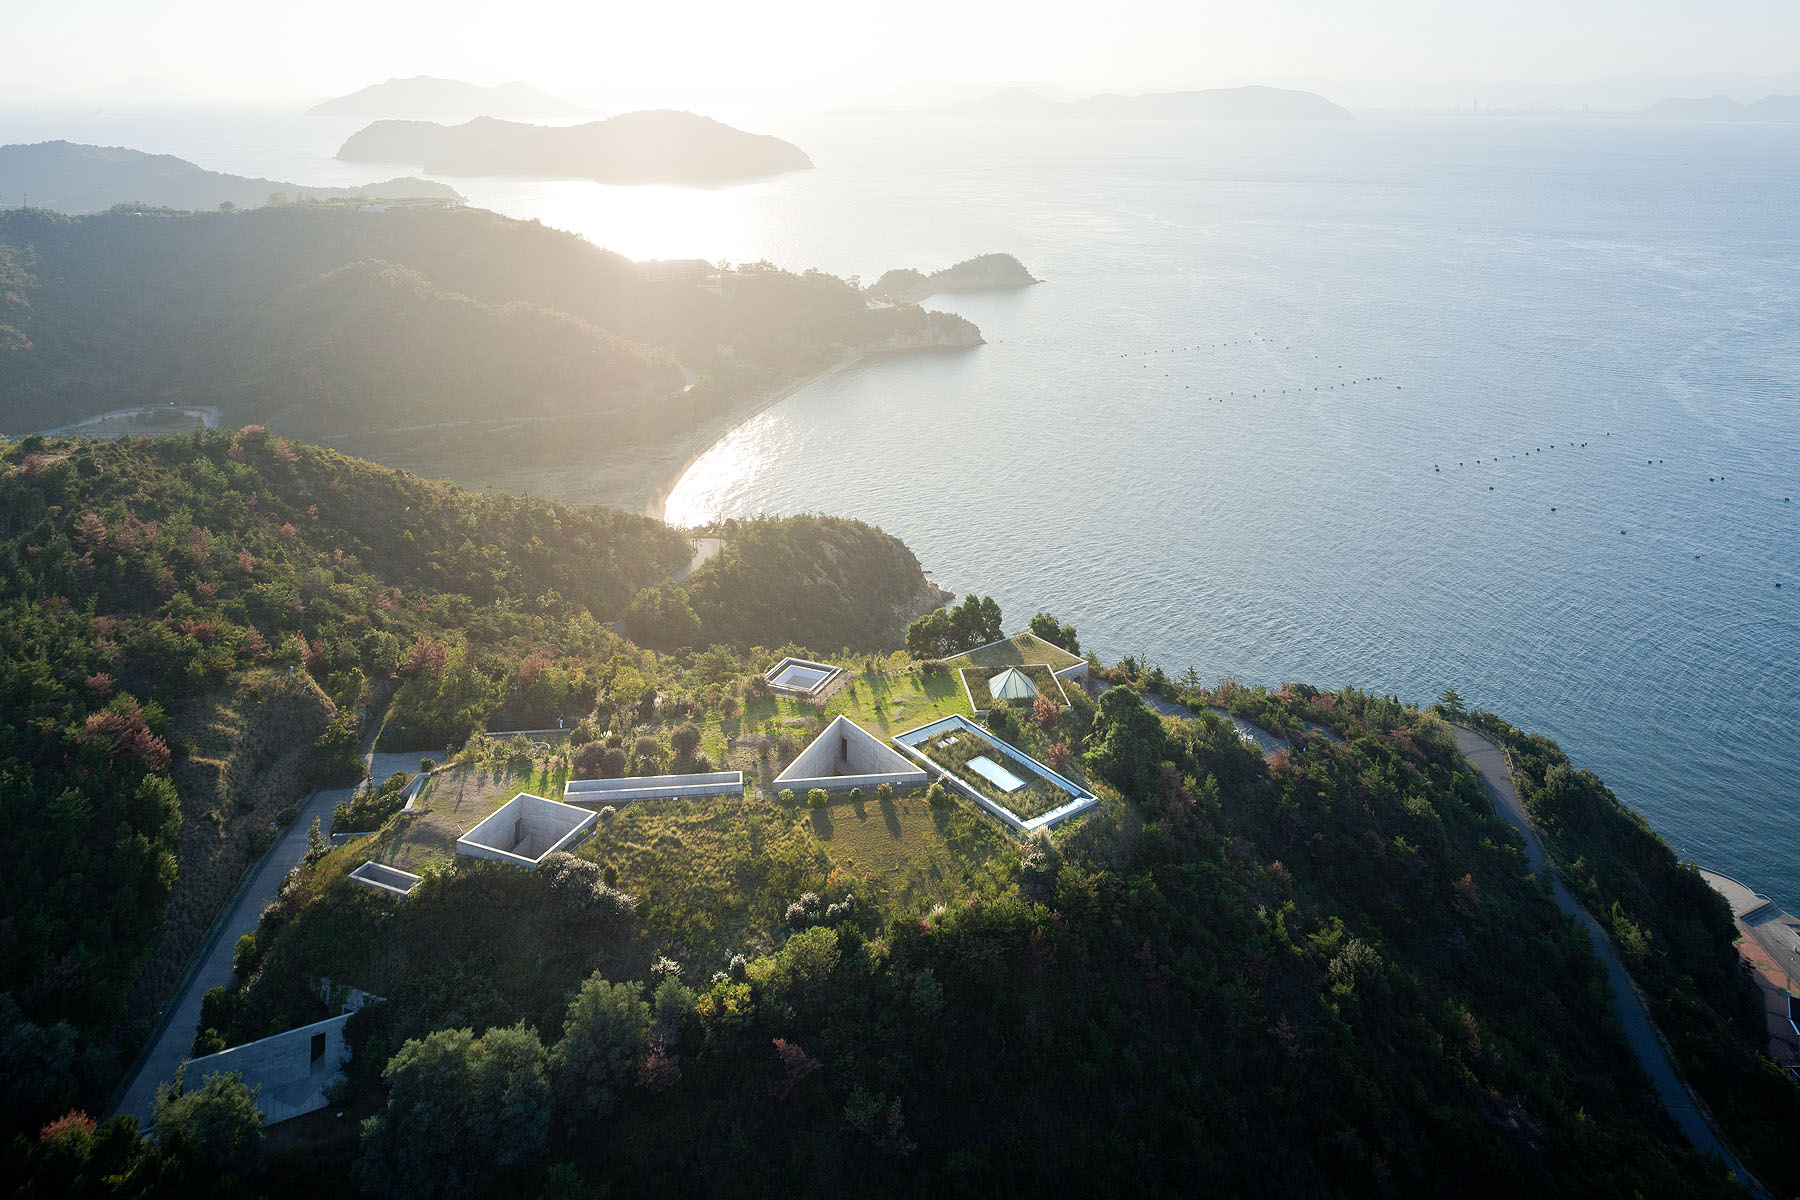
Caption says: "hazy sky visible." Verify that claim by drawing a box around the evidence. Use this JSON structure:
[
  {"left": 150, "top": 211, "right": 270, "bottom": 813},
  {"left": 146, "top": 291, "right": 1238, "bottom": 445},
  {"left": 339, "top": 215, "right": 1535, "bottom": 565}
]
[{"left": 7, "top": 0, "right": 1799, "bottom": 103}]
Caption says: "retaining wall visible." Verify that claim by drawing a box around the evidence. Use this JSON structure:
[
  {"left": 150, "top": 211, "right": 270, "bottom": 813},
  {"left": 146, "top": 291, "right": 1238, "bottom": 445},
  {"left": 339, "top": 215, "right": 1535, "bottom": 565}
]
[{"left": 563, "top": 771, "right": 745, "bottom": 805}]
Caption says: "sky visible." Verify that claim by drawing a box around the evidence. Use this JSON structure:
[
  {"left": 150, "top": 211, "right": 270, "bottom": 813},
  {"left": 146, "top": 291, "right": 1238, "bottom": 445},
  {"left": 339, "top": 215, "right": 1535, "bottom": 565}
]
[{"left": 5, "top": 0, "right": 1799, "bottom": 106}]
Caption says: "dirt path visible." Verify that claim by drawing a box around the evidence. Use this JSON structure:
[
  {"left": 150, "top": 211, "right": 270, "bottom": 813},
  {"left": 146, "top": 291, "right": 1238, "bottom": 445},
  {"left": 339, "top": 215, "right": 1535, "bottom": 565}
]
[
  {"left": 1453, "top": 726, "right": 1765, "bottom": 1194},
  {"left": 670, "top": 536, "right": 724, "bottom": 586}
]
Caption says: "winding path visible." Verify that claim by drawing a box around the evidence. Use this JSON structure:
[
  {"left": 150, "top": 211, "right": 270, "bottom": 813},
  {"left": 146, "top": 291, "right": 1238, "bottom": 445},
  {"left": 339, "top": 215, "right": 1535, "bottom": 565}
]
[
  {"left": 1453, "top": 727, "right": 1764, "bottom": 1193},
  {"left": 111, "top": 739, "right": 421, "bottom": 1127}
]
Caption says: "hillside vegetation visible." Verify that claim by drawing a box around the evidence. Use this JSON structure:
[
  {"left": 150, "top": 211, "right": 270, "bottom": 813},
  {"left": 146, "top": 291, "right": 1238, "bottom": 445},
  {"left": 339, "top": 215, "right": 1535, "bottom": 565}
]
[
  {"left": 0, "top": 141, "right": 459, "bottom": 215},
  {"left": 0, "top": 430, "right": 687, "bottom": 1103},
  {"left": 0, "top": 206, "right": 979, "bottom": 450},
  {"left": 627, "top": 515, "right": 952, "bottom": 652},
  {"left": 167, "top": 679, "right": 1755, "bottom": 1199}
]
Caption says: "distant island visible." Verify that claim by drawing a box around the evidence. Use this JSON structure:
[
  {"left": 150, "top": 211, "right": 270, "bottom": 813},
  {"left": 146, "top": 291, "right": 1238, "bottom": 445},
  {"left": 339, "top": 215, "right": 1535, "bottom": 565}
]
[
  {"left": 306, "top": 75, "right": 590, "bottom": 120},
  {"left": 0, "top": 141, "right": 461, "bottom": 214},
  {"left": 870, "top": 253, "right": 1039, "bottom": 301},
  {"left": 841, "top": 84, "right": 1353, "bottom": 122},
  {"left": 1639, "top": 93, "right": 1800, "bottom": 121},
  {"left": 337, "top": 110, "right": 812, "bottom": 184}
]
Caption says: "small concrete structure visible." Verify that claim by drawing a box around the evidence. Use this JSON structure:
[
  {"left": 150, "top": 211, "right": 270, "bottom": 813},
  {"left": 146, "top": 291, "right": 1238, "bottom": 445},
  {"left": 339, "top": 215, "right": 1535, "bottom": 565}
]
[
  {"left": 179, "top": 1014, "right": 351, "bottom": 1125},
  {"left": 776, "top": 715, "right": 929, "bottom": 793},
  {"left": 564, "top": 771, "right": 744, "bottom": 805},
  {"left": 764, "top": 656, "right": 844, "bottom": 699},
  {"left": 457, "top": 793, "right": 595, "bottom": 869},
  {"left": 988, "top": 667, "right": 1039, "bottom": 701},
  {"left": 349, "top": 860, "right": 423, "bottom": 896},
  {"left": 892, "top": 714, "right": 1098, "bottom": 834}
]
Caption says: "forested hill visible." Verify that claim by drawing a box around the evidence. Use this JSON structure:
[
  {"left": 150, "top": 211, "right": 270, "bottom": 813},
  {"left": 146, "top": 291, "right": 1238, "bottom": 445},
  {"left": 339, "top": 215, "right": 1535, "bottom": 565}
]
[
  {"left": 624, "top": 514, "right": 953, "bottom": 652},
  {"left": 0, "top": 206, "right": 981, "bottom": 446},
  {"left": 0, "top": 431, "right": 686, "bottom": 1076}
]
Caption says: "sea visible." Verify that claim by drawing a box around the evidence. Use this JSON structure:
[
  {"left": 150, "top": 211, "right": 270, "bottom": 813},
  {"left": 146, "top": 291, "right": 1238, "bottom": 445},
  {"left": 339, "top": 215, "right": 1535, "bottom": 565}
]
[{"left": 3, "top": 106, "right": 1796, "bottom": 910}]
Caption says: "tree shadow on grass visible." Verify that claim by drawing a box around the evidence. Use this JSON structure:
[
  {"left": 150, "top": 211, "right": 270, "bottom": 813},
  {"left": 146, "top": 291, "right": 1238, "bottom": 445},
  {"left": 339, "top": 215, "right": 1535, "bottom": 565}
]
[
  {"left": 809, "top": 806, "right": 835, "bottom": 839},
  {"left": 879, "top": 795, "right": 903, "bottom": 840}
]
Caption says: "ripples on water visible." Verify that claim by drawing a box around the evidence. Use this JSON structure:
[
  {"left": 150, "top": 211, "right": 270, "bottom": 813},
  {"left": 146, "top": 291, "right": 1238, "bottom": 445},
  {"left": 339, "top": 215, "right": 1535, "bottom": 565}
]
[
  {"left": 4, "top": 107, "right": 1792, "bottom": 908},
  {"left": 664, "top": 119, "right": 1800, "bottom": 911}
]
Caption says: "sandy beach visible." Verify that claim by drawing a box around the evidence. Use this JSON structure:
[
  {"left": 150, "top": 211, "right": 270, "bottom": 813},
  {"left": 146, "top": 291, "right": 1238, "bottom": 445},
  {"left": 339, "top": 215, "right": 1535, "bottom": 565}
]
[{"left": 642, "top": 352, "right": 866, "bottom": 523}]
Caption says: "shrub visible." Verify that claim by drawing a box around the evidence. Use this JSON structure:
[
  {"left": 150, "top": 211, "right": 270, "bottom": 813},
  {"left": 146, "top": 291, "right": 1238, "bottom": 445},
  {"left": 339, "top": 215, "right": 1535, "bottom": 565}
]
[
  {"left": 926, "top": 781, "right": 949, "bottom": 806},
  {"left": 670, "top": 722, "right": 702, "bottom": 757},
  {"left": 152, "top": 1069, "right": 265, "bottom": 1176},
  {"left": 785, "top": 892, "right": 823, "bottom": 928},
  {"left": 549, "top": 973, "right": 650, "bottom": 1126},
  {"left": 806, "top": 788, "right": 829, "bottom": 809},
  {"left": 540, "top": 853, "right": 638, "bottom": 921},
  {"left": 875, "top": 782, "right": 894, "bottom": 802},
  {"left": 232, "top": 933, "right": 260, "bottom": 979},
  {"left": 848, "top": 786, "right": 863, "bottom": 800},
  {"left": 419, "top": 757, "right": 437, "bottom": 773},
  {"left": 778, "top": 788, "right": 796, "bottom": 806}
]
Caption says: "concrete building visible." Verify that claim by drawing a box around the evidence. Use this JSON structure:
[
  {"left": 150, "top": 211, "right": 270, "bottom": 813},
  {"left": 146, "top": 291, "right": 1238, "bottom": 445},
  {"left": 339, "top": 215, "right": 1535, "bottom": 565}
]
[
  {"left": 178, "top": 1014, "right": 351, "bottom": 1125},
  {"left": 776, "top": 715, "right": 928, "bottom": 793},
  {"left": 349, "top": 860, "right": 423, "bottom": 896},
  {"left": 456, "top": 793, "right": 595, "bottom": 869},
  {"left": 563, "top": 771, "right": 744, "bottom": 806},
  {"left": 764, "top": 656, "right": 844, "bottom": 699}
]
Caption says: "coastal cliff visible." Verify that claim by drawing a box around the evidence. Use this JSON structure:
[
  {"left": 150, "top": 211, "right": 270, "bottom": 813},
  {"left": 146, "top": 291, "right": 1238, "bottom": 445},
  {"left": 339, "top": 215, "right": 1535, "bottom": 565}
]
[{"left": 871, "top": 252, "right": 1039, "bottom": 301}]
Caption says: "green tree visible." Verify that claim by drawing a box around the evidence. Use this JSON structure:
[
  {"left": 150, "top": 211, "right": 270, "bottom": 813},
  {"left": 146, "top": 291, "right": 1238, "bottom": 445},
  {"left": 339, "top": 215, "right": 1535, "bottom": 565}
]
[
  {"left": 1029, "top": 611, "right": 1080, "bottom": 653},
  {"left": 1436, "top": 688, "right": 1466, "bottom": 720},
  {"left": 549, "top": 974, "right": 651, "bottom": 1125},
  {"left": 1084, "top": 686, "right": 1167, "bottom": 798},
  {"left": 356, "top": 1024, "right": 550, "bottom": 1200},
  {"left": 151, "top": 1069, "right": 265, "bottom": 1177}
]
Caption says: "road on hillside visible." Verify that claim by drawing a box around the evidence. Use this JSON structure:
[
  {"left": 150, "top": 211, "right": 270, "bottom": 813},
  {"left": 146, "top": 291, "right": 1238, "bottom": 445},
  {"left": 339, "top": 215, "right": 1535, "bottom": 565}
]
[
  {"left": 1453, "top": 727, "right": 1763, "bottom": 1193},
  {"left": 113, "top": 745, "right": 422, "bottom": 1127}
]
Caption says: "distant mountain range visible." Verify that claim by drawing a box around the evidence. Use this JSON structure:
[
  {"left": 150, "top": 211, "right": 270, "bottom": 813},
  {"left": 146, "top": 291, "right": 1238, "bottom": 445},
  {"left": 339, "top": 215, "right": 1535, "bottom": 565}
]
[
  {"left": 0, "top": 141, "right": 460, "bottom": 214},
  {"left": 1639, "top": 94, "right": 1800, "bottom": 122},
  {"left": 839, "top": 85, "right": 1353, "bottom": 121},
  {"left": 307, "top": 76, "right": 590, "bottom": 120},
  {"left": 337, "top": 111, "right": 812, "bottom": 185}
]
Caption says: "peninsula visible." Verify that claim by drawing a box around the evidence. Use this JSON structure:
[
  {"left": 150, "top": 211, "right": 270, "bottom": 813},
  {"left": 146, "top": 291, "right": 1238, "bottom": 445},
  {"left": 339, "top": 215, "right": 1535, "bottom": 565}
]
[
  {"left": 842, "top": 84, "right": 1354, "bottom": 121},
  {"left": 337, "top": 110, "right": 813, "bottom": 184},
  {"left": 869, "top": 252, "right": 1040, "bottom": 301},
  {"left": 0, "top": 141, "right": 460, "bottom": 214},
  {"left": 306, "top": 75, "right": 591, "bottom": 120}
]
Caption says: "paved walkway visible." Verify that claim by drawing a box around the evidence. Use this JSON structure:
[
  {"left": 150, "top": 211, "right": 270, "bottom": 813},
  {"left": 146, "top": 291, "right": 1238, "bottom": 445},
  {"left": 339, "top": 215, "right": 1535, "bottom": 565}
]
[
  {"left": 113, "top": 748, "right": 420, "bottom": 1126},
  {"left": 1453, "top": 727, "right": 1763, "bottom": 1192}
]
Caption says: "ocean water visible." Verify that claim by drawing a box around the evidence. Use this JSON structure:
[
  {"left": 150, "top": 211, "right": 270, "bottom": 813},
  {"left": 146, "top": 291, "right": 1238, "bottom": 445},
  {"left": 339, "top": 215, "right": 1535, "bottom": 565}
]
[
  {"left": 3, "top": 108, "right": 1796, "bottom": 909},
  {"left": 659, "top": 118, "right": 1800, "bottom": 912}
]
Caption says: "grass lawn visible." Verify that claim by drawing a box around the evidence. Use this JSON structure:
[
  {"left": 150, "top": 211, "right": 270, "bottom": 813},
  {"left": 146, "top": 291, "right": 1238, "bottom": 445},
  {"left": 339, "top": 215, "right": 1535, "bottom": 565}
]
[
  {"left": 583, "top": 793, "right": 829, "bottom": 960},
  {"left": 823, "top": 665, "right": 969, "bottom": 735},
  {"left": 364, "top": 760, "right": 570, "bottom": 873},
  {"left": 946, "top": 631, "right": 1082, "bottom": 671},
  {"left": 799, "top": 787, "right": 1018, "bottom": 915},
  {"left": 580, "top": 788, "right": 1019, "bottom": 961},
  {"left": 959, "top": 663, "right": 1069, "bottom": 712}
]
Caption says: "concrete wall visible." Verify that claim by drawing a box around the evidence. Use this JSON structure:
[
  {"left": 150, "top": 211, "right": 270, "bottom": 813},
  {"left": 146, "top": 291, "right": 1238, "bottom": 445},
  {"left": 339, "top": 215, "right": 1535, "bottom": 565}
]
[
  {"left": 181, "top": 1014, "right": 351, "bottom": 1125},
  {"left": 764, "top": 656, "right": 844, "bottom": 698},
  {"left": 776, "top": 716, "right": 928, "bottom": 792},
  {"left": 349, "top": 861, "right": 422, "bottom": 896},
  {"left": 890, "top": 714, "right": 1098, "bottom": 834},
  {"left": 457, "top": 793, "right": 595, "bottom": 869},
  {"left": 563, "top": 772, "right": 744, "bottom": 805}
]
